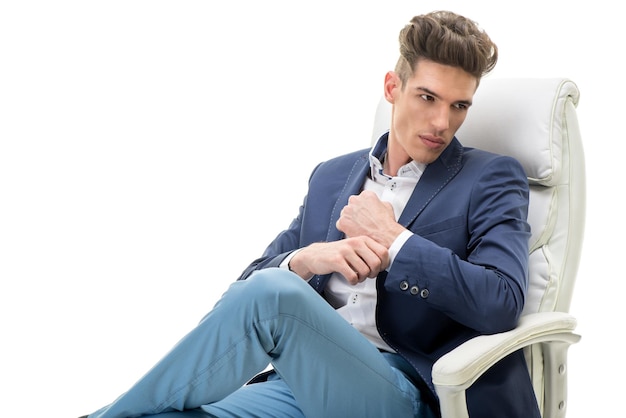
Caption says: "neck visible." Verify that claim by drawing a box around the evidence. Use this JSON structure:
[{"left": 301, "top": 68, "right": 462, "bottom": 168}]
[{"left": 383, "top": 152, "right": 406, "bottom": 177}]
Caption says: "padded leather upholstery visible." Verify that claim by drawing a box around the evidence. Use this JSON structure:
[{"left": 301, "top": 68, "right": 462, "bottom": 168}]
[{"left": 371, "top": 78, "right": 585, "bottom": 418}]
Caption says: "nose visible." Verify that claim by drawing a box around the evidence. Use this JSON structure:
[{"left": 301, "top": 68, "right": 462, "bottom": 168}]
[{"left": 431, "top": 105, "right": 450, "bottom": 132}]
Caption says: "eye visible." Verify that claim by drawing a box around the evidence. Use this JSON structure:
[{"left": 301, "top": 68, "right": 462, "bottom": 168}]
[
  {"left": 420, "top": 94, "right": 435, "bottom": 102},
  {"left": 453, "top": 102, "right": 469, "bottom": 110}
]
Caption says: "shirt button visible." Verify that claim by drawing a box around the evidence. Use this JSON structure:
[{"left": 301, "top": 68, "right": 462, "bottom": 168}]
[
  {"left": 420, "top": 289, "right": 430, "bottom": 299},
  {"left": 399, "top": 280, "right": 409, "bottom": 291},
  {"left": 410, "top": 285, "right": 419, "bottom": 295}
]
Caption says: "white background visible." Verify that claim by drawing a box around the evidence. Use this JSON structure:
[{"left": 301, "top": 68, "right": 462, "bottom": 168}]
[{"left": 0, "top": 1, "right": 620, "bottom": 417}]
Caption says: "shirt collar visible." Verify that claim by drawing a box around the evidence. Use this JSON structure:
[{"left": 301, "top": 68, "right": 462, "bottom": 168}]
[{"left": 369, "top": 133, "right": 427, "bottom": 180}]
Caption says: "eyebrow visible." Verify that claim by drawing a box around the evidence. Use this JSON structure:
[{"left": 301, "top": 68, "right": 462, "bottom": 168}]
[{"left": 416, "top": 86, "right": 473, "bottom": 107}]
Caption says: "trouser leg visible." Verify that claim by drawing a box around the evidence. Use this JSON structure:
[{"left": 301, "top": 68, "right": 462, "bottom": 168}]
[{"left": 87, "top": 268, "right": 421, "bottom": 418}]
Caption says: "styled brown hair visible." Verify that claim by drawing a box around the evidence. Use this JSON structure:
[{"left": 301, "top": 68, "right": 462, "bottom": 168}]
[{"left": 395, "top": 11, "right": 498, "bottom": 87}]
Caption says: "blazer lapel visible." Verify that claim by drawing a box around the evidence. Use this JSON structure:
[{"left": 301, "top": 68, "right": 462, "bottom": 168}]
[
  {"left": 397, "top": 138, "right": 464, "bottom": 227},
  {"left": 325, "top": 155, "right": 370, "bottom": 242},
  {"left": 324, "top": 136, "right": 464, "bottom": 238}
]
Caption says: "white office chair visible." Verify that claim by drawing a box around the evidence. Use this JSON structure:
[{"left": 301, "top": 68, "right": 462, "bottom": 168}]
[{"left": 371, "top": 78, "right": 585, "bottom": 418}]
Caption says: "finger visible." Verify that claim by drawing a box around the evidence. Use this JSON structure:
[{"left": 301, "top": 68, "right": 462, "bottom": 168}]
[
  {"left": 340, "top": 265, "right": 360, "bottom": 285},
  {"left": 345, "top": 257, "right": 371, "bottom": 283},
  {"left": 356, "top": 239, "right": 389, "bottom": 272},
  {"left": 338, "top": 250, "right": 373, "bottom": 284},
  {"left": 367, "top": 238, "right": 391, "bottom": 268}
]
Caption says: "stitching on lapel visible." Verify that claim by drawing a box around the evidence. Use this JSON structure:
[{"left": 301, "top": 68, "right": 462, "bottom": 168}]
[
  {"left": 326, "top": 156, "right": 367, "bottom": 241},
  {"left": 400, "top": 143, "right": 464, "bottom": 227}
]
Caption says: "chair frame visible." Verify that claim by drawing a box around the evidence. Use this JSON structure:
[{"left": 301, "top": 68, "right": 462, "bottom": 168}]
[{"left": 372, "top": 77, "right": 585, "bottom": 418}]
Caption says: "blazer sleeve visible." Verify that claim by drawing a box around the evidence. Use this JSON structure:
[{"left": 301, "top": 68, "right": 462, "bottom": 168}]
[
  {"left": 236, "top": 156, "right": 354, "bottom": 282},
  {"left": 386, "top": 154, "right": 531, "bottom": 334},
  {"left": 236, "top": 203, "right": 304, "bottom": 281},
  {"left": 236, "top": 163, "right": 319, "bottom": 281}
]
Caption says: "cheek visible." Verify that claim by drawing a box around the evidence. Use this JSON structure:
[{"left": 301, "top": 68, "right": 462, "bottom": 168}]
[
  {"left": 391, "top": 110, "right": 412, "bottom": 137},
  {"left": 450, "top": 113, "right": 468, "bottom": 132},
  {"left": 397, "top": 106, "right": 424, "bottom": 131}
]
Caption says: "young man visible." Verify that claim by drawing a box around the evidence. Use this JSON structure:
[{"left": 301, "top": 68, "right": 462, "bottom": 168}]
[{"left": 82, "top": 10, "right": 540, "bottom": 418}]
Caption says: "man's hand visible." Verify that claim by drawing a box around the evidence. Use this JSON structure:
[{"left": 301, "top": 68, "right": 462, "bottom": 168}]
[
  {"left": 289, "top": 237, "right": 389, "bottom": 285},
  {"left": 336, "top": 190, "right": 406, "bottom": 248}
]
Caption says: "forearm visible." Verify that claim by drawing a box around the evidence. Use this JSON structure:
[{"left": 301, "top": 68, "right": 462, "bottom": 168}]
[{"left": 388, "top": 232, "right": 528, "bottom": 334}]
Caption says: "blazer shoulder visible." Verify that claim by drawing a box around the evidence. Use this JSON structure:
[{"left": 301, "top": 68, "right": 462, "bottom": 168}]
[
  {"left": 462, "top": 146, "right": 526, "bottom": 173},
  {"left": 311, "top": 147, "right": 370, "bottom": 177}
]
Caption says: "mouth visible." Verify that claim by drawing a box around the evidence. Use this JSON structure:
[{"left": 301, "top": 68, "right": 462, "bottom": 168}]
[{"left": 419, "top": 134, "right": 445, "bottom": 149}]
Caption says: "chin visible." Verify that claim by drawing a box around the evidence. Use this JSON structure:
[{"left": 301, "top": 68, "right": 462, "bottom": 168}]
[{"left": 411, "top": 153, "right": 439, "bottom": 165}]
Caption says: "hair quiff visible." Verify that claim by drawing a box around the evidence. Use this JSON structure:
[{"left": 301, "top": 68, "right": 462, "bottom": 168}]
[{"left": 395, "top": 10, "right": 498, "bottom": 87}]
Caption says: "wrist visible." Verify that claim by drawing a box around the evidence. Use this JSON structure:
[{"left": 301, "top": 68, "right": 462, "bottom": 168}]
[{"left": 287, "top": 251, "right": 314, "bottom": 281}]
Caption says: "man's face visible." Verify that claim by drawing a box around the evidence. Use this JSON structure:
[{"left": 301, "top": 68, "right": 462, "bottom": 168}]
[{"left": 385, "top": 60, "right": 478, "bottom": 166}]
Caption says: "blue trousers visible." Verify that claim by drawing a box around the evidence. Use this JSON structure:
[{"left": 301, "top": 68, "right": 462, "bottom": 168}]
[{"left": 87, "top": 268, "right": 436, "bottom": 418}]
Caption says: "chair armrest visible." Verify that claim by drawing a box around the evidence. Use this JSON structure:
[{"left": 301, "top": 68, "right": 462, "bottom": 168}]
[{"left": 432, "top": 312, "right": 581, "bottom": 418}]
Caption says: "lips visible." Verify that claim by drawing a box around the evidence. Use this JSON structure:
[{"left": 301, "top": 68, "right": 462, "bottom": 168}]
[{"left": 420, "top": 135, "right": 445, "bottom": 149}]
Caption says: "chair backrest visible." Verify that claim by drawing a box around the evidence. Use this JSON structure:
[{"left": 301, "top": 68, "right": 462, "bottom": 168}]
[
  {"left": 371, "top": 77, "right": 585, "bottom": 315},
  {"left": 371, "top": 78, "right": 585, "bottom": 410}
]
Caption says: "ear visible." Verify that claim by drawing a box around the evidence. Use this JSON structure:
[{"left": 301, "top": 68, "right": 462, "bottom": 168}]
[{"left": 384, "top": 71, "right": 400, "bottom": 103}]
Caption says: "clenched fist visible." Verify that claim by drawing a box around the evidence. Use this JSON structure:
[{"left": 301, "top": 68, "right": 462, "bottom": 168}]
[{"left": 336, "top": 190, "right": 405, "bottom": 248}]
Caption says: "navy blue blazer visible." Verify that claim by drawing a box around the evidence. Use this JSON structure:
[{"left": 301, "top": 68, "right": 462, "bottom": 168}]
[{"left": 239, "top": 133, "right": 540, "bottom": 418}]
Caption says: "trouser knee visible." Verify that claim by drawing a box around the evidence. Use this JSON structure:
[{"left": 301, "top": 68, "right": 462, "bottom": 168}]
[{"left": 243, "top": 268, "right": 317, "bottom": 314}]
